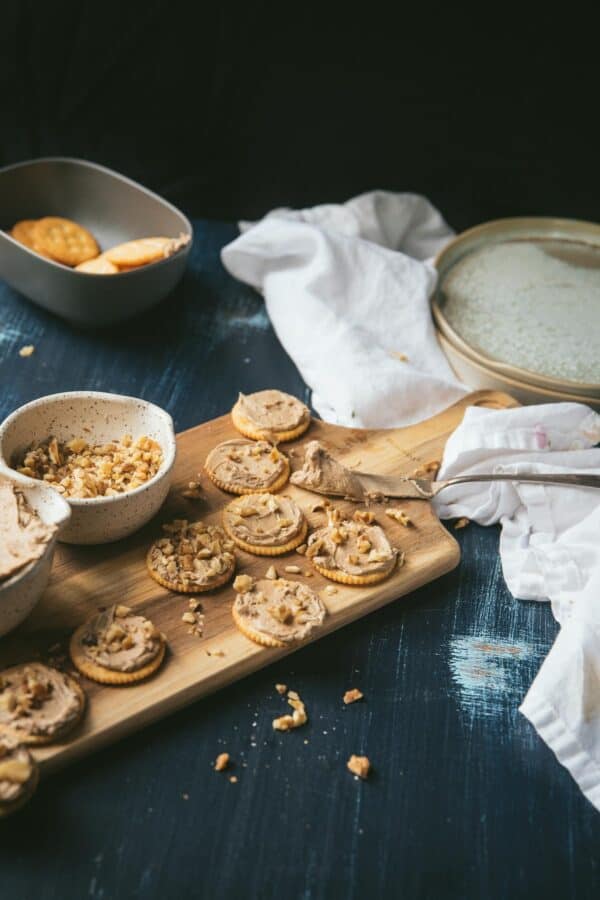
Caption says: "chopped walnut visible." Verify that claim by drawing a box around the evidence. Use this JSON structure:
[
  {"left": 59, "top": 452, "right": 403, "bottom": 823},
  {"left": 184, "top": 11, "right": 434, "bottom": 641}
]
[
  {"left": 347, "top": 755, "right": 371, "bottom": 779},
  {"left": 353, "top": 509, "right": 375, "bottom": 524},
  {"left": 181, "top": 612, "right": 196, "bottom": 624},
  {"left": 182, "top": 480, "right": 203, "bottom": 499},
  {"left": 296, "top": 544, "right": 307, "bottom": 555},
  {"left": 343, "top": 688, "right": 364, "bottom": 705},
  {"left": 454, "top": 517, "right": 470, "bottom": 530},
  {"left": 412, "top": 460, "right": 441, "bottom": 479},
  {"left": 229, "top": 775, "right": 238, "bottom": 784},
  {"left": 385, "top": 508, "right": 412, "bottom": 527},
  {"left": 272, "top": 689, "right": 308, "bottom": 731},
  {"left": 16, "top": 434, "right": 163, "bottom": 499},
  {"left": 214, "top": 752, "right": 230, "bottom": 771},
  {"left": 233, "top": 574, "right": 254, "bottom": 593},
  {"left": 265, "top": 565, "right": 278, "bottom": 580},
  {"left": 19, "top": 345, "right": 35, "bottom": 358},
  {"left": 284, "top": 565, "right": 302, "bottom": 574},
  {"left": 323, "top": 585, "right": 338, "bottom": 595},
  {"left": 275, "top": 683, "right": 287, "bottom": 695}
]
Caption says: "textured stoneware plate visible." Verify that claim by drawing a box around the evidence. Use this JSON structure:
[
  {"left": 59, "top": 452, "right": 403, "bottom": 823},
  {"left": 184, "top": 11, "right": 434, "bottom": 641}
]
[
  {"left": 433, "top": 218, "right": 600, "bottom": 400},
  {"left": 0, "top": 157, "right": 193, "bottom": 327}
]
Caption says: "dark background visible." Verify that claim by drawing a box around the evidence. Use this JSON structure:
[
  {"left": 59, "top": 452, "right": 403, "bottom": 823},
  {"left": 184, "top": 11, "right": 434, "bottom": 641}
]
[
  {"left": 1, "top": 3, "right": 598, "bottom": 228},
  {"left": 2, "top": 5, "right": 600, "bottom": 899}
]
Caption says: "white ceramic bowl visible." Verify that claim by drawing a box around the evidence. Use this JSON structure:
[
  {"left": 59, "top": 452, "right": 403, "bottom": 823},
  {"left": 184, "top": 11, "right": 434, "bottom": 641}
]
[
  {"left": 0, "top": 470, "right": 71, "bottom": 637},
  {"left": 0, "top": 392, "right": 177, "bottom": 545}
]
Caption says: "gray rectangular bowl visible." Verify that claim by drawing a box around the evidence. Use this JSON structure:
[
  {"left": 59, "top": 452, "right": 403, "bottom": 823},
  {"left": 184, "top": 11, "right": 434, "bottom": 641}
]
[{"left": 0, "top": 157, "right": 193, "bottom": 327}]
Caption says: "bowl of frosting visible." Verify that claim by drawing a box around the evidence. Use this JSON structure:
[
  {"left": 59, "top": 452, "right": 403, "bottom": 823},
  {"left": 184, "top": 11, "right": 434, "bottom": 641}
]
[{"left": 0, "top": 471, "right": 71, "bottom": 637}]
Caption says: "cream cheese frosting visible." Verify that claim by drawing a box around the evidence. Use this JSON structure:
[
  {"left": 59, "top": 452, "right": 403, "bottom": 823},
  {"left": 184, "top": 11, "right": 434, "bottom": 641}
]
[
  {"left": 290, "top": 440, "right": 363, "bottom": 499},
  {"left": 235, "top": 390, "right": 309, "bottom": 435},
  {"left": 78, "top": 605, "right": 164, "bottom": 673},
  {"left": 233, "top": 578, "right": 326, "bottom": 644},
  {"left": 0, "top": 662, "right": 83, "bottom": 740},
  {"left": 0, "top": 736, "right": 36, "bottom": 805},
  {"left": 205, "top": 439, "right": 288, "bottom": 491},
  {"left": 0, "top": 477, "right": 56, "bottom": 583},
  {"left": 223, "top": 493, "right": 305, "bottom": 547},
  {"left": 307, "top": 510, "right": 398, "bottom": 577}
]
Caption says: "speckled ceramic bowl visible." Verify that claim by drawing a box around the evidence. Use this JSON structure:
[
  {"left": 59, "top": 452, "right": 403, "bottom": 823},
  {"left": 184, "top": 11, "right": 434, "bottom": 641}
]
[
  {"left": 0, "top": 392, "right": 176, "bottom": 545},
  {"left": 0, "top": 469, "right": 71, "bottom": 637}
]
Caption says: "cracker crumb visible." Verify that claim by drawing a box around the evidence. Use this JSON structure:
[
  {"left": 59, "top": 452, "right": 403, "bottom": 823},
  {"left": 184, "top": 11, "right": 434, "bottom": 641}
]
[
  {"left": 265, "top": 565, "right": 278, "bottom": 580},
  {"left": 214, "top": 752, "right": 230, "bottom": 772},
  {"left": 275, "top": 683, "right": 287, "bottom": 695},
  {"left": 347, "top": 755, "right": 371, "bottom": 779},
  {"left": 19, "top": 345, "right": 35, "bottom": 357},
  {"left": 385, "top": 508, "right": 412, "bottom": 527},
  {"left": 343, "top": 688, "right": 364, "bottom": 705},
  {"left": 284, "top": 565, "right": 302, "bottom": 574},
  {"left": 454, "top": 517, "right": 470, "bottom": 530}
]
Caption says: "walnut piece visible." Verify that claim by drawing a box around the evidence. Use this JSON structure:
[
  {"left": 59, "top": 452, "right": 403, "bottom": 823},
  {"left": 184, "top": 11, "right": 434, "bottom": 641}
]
[
  {"left": 214, "top": 752, "right": 230, "bottom": 772},
  {"left": 233, "top": 574, "right": 254, "bottom": 593},
  {"left": 454, "top": 517, "right": 470, "bottom": 530},
  {"left": 343, "top": 688, "right": 364, "bottom": 705},
  {"left": 347, "top": 754, "right": 370, "bottom": 779},
  {"left": 385, "top": 508, "right": 412, "bottom": 527},
  {"left": 273, "top": 689, "right": 307, "bottom": 731}
]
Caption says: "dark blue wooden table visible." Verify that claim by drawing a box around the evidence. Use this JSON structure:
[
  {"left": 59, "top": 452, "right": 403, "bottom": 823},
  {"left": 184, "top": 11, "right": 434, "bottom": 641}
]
[{"left": 1, "top": 221, "right": 599, "bottom": 899}]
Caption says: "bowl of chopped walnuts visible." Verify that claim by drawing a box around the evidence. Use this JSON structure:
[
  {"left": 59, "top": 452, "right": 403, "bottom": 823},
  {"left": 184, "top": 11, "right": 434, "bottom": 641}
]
[{"left": 0, "top": 391, "right": 177, "bottom": 545}]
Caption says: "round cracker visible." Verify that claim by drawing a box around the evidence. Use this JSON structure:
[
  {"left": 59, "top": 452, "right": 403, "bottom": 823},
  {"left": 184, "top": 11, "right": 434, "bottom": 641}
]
[
  {"left": 231, "top": 604, "right": 286, "bottom": 648},
  {"left": 310, "top": 557, "right": 398, "bottom": 585},
  {"left": 32, "top": 217, "right": 99, "bottom": 266},
  {"left": 104, "top": 237, "right": 174, "bottom": 268},
  {"left": 69, "top": 625, "right": 166, "bottom": 686},
  {"left": 75, "top": 254, "right": 118, "bottom": 274},
  {"left": 0, "top": 760, "right": 39, "bottom": 819},
  {"left": 10, "top": 219, "right": 40, "bottom": 251},
  {"left": 223, "top": 514, "right": 307, "bottom": 557},
  {"left": 205, "top": 458, "right": 290, "bottom": 496},
  {"left": 1, "top": 672, "right": 86, "bottom": 746},
  {"left": 231, "top": 406, "right": 310, "bottom": 443},
  {"left": 146, "top": 547, "right": 236, "bottom": 594}
]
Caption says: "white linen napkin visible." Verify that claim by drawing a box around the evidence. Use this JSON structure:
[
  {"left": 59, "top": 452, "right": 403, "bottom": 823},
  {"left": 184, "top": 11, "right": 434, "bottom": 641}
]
[
  {"left": 224, "top": 191, "right": 468, "bottom": 428},
  {"left": 435, "top": 402, "right": 600, "bottom": 810},
  {"left": 222, "top": 192, "right": 600, "bottom": 809}
]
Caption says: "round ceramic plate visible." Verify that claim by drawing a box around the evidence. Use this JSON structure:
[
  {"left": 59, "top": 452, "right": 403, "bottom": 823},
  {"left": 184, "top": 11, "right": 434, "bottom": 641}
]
[{"left": 432, "top": 217, "right": 600, "bottom": 399}]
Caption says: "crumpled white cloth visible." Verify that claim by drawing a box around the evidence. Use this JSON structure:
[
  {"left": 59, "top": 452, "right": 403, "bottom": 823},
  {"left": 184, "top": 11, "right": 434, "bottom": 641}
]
[
  {"left": 222, "top": 192, "right": 600, "bottom": 810},
  {"left": 223, "top": 191, "right": 467, "bottom": 428},
  {"left": 435, "top": 402, "right": 600, "bottom": 810}
]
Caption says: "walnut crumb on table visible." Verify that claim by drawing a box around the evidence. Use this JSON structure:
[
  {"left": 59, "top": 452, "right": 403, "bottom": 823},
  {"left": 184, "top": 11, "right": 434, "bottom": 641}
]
[
  {"left": 347, "top": 755, "right": 371, "bottom": 779},
  {"left": 265, "top": 565, "right": 277, "bottom": 580},
  {"left": 454, "top": 517, "right": 470, "bottom": 530},
  {"left": 284, "top": 565, "right": 302, "bottom": 574},
  {"left": 275, "top": 683, "right": 287, "bottom": 695},
  {"left": 19, "top": 344, "right": 35, "bottom": 357},
  {"left": 343, "top": 688, "right": 364, "bottom": 705},
  {"left": 214, "top": 752, "right": 230, "bottom": 772},
  {"left": 273, "top": 688, "right": 307, "bottom": 731}
]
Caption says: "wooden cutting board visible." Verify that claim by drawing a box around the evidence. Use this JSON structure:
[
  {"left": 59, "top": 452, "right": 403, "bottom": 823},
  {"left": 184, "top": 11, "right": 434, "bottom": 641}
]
[{"left": 0, "top": 390, "right": 517, "bottom": 774}]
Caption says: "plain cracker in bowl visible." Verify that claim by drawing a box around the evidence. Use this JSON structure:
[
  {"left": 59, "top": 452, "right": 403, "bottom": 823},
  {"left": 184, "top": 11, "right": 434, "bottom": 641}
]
[{"left": 105, "top": 235, "right": 190, "bottom": 269}]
